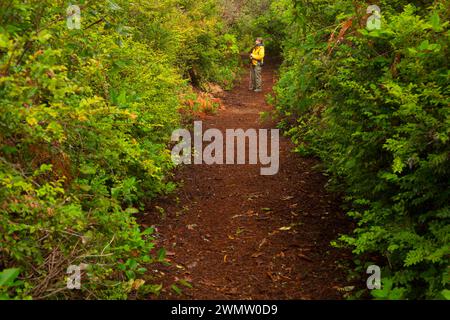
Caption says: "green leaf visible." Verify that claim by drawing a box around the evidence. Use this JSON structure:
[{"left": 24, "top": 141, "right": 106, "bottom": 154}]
[
  {"left": 125, "top": 207, "right": 139, "bottom": 214},
  {"left": 126, "top": 259, "right": 138, "bottom": 270},
  {"left": 441, "top": 289, "right": 450, "bottom": 300},
  {"left": 392, "top": 157, "right": 405, "bottom": 174},
  {"left": 371, "top": 278, "right": 393, "bottom": 299},
  {"left": 137, "top": 267, "right": 147, "bottom": 274},
  {"left": 142, "top": 227, "right": 154, "bottom": 236},
  {"left": 157, "top": 248, "right": 166, "bottom": 262},
  {"left": 430, "top": 12, "right": 442, "bottom": 32},
  {"left": 178, "top": 279, "right": 193, "bottom": 289},
  {"left": 79, "top": 164, "right": 97, "bottom": 175},
  {"left": 418, "top": 40, "right": 429, "bottom": 51},
  {"left": 388, "top": 288, "right": 406, "bottom": 300},
  {"left": 0, "top": 33, "right": 9, "bottom": 48},
  {"left": 37, "top": 30, "right": 52, "bottom": 43},
  {"left": 171, "top": 284, "right": 182, "bottom": 295},
  {"left": 148, "top": 283, "right": 163, "bottom": 294},
  {"left": 0, "top": 268, "right": 20, "bottom": 286},
  {"left": 125, "top": 270, "right": 135, "bottom": 280}
]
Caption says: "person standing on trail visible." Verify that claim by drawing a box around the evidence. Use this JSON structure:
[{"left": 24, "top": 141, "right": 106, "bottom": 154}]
[{"left": 249, "top": 37, "right": 265, "bottom": 93}]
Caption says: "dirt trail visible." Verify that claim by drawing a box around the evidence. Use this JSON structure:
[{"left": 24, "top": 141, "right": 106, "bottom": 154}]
[{"left": 142, "top": 60, "right": 352, "bottom": 299}]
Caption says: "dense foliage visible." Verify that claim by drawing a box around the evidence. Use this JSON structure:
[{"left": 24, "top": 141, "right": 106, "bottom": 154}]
[
  {"left": 0, "top": 0, "right": 239, "bottom": 299},
  {"left": 273, "top": 0, "right": 449, "bottom": 299},
  {"left": 1, "top": 0, "right": 448, "bottom": 301},
  {"left": 220, "top": 0, "right": 286, "bottom": 55}
]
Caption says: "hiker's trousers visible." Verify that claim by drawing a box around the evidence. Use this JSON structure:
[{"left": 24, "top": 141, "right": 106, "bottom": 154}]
[{"left": 249, "top": 64, "right": 262, "bottom": 90}]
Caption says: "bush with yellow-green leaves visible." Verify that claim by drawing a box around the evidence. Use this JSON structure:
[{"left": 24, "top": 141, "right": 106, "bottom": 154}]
[{"left": 0, "top": 0, "right": 239, "bottom": 299}]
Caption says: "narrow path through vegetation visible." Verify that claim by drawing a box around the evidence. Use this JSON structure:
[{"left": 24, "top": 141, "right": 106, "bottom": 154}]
[
  {"left": 2, "top": 1, "right": 447, "bottom": 301},
  {"left": 142, "top": 60, "right": 353, "bottom": 299}
]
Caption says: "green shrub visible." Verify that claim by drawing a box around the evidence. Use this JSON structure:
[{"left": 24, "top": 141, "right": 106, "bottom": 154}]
[
  {"left": 273, "top": 0, "right": 449, "bottom": 299},
  {"left": 0, "top": 0, "right": 238, "bottom": 299}
]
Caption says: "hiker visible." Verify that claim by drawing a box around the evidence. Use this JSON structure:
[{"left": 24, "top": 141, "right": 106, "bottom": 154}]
[{"left": 249, "top": 37, "right": 265, "bottom": 92}]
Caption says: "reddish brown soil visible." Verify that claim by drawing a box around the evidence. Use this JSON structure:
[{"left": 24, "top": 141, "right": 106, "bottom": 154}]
[{"left": 141, "top": 61, "right": 353, "bottom": 300}]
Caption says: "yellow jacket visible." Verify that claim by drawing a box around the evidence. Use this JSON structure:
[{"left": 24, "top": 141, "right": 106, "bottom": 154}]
[{"left": 251, "top": 45, "right": 265, "bottom": 66}]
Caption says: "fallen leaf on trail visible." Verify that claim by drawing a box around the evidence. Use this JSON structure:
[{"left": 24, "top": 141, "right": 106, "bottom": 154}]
[
  {"left": 289, "top": 203, "right": 298, "bottom": 209},
  {"left": 132, "top": 279, "right": 145, "bottom": 290},
  {"left": 258, "top": 238, "right": 267, "bottom": 249},
  {"left": 279, "top": 226, "right": 292, "bottom": 231},
  {"left": 282, "top": 196, "right": 294, "bottom": 201},
  {"left": 247, "top": 193, "right": 262, "bottom": 201},
  {"left": 279, "top": 274, "right": 292, "bottom": 280},
  {"left": 267, "top": 272, "right": 280, "bottom": 282},
  {"left": 298, "top": 253, "right": 313, "bottom": 262},
  {"left": 223, "top": 255, "right": 228, "bottom": 262},
  {"left": 187, "top": 224, "right": 197, "bottom": 230},
  {"left": 171, "top": 284, "right": 182, "bottom": 295},
  {"left": 334, "top": 286, "right": 355, "bottom": 292},
  {"left": 199, "top": 279, "right": 217, "bottom": 287},
  {"left": 228, "top": 235, "right": 235, "bottom": 240},
  {"left": 178, "top": 279, "right": 193, "bottom": 289},
  {"left": 252, "top": 252, "right": 263, "bottom": 258}
]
